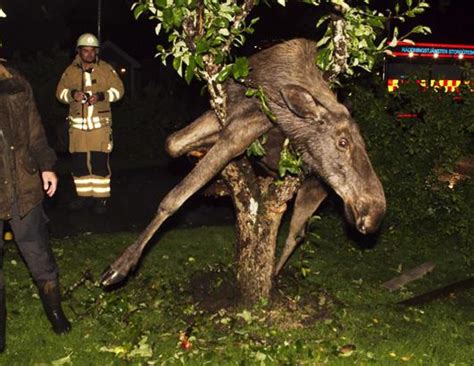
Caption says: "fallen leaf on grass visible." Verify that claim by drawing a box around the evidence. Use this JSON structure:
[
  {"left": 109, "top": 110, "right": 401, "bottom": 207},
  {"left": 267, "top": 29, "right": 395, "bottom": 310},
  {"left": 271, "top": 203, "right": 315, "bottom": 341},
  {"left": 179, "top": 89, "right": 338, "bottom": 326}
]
[
  {"left": 99, "top": 345, "right": 128, "bottom": 356},
  {"left": 129, "top": 336, "right": 153, "bottom": 358},
  {"left": 338, "top": 344, "right": 356, "bottom": 357},
  {"left": 179, "top": 335, "right": 192, "bottom": 350},
  {"left": 51, "top": 353, "right": 73, "bottom": 366},
  {"left": 179, "top": 325, "right": 194, "bottom": 351}
]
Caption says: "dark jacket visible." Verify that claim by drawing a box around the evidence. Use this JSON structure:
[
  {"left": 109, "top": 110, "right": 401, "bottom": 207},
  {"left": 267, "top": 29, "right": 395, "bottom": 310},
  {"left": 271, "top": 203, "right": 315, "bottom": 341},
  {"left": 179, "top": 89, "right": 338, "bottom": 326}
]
[{"left": 0, "top": 64, "right": 56, "bottom": 219}]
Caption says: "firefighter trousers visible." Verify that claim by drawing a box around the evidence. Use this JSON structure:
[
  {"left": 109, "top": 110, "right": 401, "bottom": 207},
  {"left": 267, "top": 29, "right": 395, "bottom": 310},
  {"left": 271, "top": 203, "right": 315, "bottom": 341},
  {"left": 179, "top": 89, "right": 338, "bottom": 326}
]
[
  {"left": 71, "top": 151, "right": 111, "bottom": 198},
  {"left": 0, "top": 203, "right": 58, "bottom": 289}
]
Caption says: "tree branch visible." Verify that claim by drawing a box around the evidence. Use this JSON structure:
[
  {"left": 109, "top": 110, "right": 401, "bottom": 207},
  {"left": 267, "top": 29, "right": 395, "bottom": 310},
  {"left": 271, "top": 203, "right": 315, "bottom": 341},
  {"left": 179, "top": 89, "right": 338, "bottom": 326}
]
[{"left": 326, "top": 4, "right": 349, "bottom": 82}]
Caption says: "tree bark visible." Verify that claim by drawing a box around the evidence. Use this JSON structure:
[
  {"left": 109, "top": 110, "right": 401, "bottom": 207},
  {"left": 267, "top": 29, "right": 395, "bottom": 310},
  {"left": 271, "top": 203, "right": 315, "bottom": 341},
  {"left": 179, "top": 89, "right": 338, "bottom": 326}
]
[{"left": 220, "top": 158, "right": 300, "bottom": 304}]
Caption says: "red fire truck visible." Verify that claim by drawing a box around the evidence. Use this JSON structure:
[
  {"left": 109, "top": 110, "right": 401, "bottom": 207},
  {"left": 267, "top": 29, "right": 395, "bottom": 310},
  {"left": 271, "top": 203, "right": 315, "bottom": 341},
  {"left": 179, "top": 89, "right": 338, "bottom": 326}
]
[{"left": 385, "top": 42, "right": 473, "bottom": 93}]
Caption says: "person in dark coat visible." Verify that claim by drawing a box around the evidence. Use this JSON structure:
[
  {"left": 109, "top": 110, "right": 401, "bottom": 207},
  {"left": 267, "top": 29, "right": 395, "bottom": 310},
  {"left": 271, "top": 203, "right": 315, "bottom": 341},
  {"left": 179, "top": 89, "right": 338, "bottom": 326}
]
[{"left": 0, "top": 62, "right": 71, "bottom": 353}]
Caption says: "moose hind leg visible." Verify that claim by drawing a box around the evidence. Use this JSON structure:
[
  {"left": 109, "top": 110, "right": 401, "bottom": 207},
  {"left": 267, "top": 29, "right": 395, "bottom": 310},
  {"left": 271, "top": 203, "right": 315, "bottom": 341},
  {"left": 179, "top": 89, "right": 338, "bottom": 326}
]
[
  {"left": 274, "top": 177, "right": 328, "bottom": 276},
  {"left": 101, "top": 114, "right": 272, "bottom": 287}
]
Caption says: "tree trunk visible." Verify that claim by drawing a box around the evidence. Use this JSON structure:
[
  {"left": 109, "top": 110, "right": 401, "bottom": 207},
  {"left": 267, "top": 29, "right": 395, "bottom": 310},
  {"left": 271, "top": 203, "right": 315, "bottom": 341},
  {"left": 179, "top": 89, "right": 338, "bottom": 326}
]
[{"left": 221, "top": 158, "right": 300, "bottom": 304}]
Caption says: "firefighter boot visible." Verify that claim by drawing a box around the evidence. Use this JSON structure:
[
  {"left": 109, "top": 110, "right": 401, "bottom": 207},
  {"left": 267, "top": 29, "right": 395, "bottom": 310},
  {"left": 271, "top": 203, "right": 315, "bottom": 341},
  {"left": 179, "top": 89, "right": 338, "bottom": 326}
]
[
  {"left": 93, "top": 198, "right": 108, "bottom": 215},
  {"left": 0, "top": 287, "right": 5, "bottom": 353},
  {"left": 37, "top": 280, "right": 71, "bottom": 335}
]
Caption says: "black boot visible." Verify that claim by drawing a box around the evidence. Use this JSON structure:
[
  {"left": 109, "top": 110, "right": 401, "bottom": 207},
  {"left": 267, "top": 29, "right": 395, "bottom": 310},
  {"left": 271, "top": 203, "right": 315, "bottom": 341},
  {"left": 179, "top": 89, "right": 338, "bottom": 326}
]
[
  {"left": 0, "top": 287, "right": 5, "bottom": 353},
  {"left": 37, "top": 280, "right": 71, "bottom": 335},
  {"left": 67, "top": 197, "right": 92, "bottom": 211},
  {"left": 93, "top": 198, "right": 108, "bottom": 215}
]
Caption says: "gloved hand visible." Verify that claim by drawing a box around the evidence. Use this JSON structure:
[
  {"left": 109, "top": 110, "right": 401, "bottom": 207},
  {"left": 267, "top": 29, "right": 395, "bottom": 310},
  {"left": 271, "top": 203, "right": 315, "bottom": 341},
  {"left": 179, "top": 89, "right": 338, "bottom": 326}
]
[
  {"left": 87, "top": 92, "right": 105, "bottom": 105},
  {"left": 72, "top": 90, "right": 86, "bottom": 103}
]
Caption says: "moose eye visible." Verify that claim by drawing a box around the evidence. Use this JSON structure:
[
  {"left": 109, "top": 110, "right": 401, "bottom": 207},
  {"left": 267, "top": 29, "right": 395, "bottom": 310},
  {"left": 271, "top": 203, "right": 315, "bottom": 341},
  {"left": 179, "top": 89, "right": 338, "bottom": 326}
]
[{"left": 338, "top": 137, "right": 349, "bottom": 149}]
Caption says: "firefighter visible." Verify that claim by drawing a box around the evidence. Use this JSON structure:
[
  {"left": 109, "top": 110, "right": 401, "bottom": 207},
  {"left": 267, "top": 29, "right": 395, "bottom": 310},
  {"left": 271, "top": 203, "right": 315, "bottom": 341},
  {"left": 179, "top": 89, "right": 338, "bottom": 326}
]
[
  {"left": 0, "top": 62, "right": 71, "bottom": 353},
  {"left": 56, "top": 33, "right": 124, "bottom": 214}
]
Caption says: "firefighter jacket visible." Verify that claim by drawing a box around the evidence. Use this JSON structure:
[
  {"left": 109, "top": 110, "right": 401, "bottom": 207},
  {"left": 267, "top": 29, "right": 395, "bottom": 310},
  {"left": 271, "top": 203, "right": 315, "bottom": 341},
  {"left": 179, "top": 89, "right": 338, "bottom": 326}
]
[
  {"left": 0, "top": 64, "right": 57, "bottom": 220},
  {"left": 56, "top": 56, "right": 124, "bottom": 132}
]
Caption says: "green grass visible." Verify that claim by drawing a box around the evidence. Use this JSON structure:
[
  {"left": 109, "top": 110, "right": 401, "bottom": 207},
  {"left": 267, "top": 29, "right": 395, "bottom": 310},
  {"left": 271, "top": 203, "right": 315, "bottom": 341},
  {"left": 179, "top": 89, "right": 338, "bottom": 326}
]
[{"left": 0, "top": 215, "right": 472, "bottom": 365}]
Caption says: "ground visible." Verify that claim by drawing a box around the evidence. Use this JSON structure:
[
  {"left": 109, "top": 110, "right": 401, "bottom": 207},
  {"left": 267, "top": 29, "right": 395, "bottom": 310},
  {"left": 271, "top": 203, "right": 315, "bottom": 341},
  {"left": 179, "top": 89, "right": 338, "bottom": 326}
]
[{"left": 0, "top": 158, "right": 472, "bottom": 365}]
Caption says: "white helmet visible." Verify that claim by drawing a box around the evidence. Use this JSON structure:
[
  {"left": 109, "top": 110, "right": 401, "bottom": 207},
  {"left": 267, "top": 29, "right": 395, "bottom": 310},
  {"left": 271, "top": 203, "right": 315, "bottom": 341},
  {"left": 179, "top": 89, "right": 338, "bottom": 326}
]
[{"left": 76, "top": 33, "right": 100, "bottom": 48}]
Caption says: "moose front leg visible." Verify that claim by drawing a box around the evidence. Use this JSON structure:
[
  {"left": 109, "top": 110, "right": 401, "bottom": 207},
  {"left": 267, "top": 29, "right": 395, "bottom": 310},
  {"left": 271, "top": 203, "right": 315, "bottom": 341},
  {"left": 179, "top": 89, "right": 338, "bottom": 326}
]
[
  {"left": 100, "top": 114, "right": 273, "bottom": 287},
  {"left": 166, "top": 110, "right": 221, "bottom": 158},
  {"left": 274, "top": 177, "right": 328, "bottom": 276}
]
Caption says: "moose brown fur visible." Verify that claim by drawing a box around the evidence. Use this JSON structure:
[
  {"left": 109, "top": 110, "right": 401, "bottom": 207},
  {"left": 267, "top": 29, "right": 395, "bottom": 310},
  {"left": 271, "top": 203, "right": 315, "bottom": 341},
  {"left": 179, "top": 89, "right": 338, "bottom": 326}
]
[{"left": 101, "top": 39, "right": 386, "bottom": 287}]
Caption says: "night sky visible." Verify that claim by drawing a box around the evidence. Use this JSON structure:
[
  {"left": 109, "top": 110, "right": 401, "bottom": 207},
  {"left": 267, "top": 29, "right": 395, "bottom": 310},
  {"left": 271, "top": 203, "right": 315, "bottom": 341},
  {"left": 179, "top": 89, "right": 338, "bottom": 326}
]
[{"left": 0, "top": 0, "right": 472, "bottom": 60}]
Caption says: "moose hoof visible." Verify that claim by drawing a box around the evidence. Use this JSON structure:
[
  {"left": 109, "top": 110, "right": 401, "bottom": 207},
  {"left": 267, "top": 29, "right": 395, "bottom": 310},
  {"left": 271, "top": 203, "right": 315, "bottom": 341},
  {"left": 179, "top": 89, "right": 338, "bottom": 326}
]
[{"left": 100, "top": 266, "right": 127, "bottom": 288}]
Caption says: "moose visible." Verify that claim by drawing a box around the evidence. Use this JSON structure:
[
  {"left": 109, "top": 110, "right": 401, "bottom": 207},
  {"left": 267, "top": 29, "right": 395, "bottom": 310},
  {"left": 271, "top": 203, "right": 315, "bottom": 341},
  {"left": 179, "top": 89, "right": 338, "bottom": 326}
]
[{"left": 100, "top": 38, "right": 386, "bottom": 288}]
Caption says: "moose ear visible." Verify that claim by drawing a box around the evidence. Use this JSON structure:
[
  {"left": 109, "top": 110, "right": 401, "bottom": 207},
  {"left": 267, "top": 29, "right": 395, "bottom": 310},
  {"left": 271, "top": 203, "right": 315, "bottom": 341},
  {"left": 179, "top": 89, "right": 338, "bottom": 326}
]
[{"left": 280, "top": 84, "right": 325, "bottom": 118}]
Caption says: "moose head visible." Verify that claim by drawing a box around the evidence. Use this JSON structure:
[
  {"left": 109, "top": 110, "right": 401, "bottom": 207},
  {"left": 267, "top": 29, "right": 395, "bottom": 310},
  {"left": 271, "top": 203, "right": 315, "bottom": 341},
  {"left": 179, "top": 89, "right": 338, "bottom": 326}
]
[{"left": 277, "top": 84, "right": 386, "bottom": 234}]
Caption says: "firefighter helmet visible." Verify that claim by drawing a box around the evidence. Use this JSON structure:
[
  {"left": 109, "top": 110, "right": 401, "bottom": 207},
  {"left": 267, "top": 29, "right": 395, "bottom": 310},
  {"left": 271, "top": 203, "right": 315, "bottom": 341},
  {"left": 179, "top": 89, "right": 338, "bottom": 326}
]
[{"left": 76, "top": 33, "right": 100, "bottom": 48}]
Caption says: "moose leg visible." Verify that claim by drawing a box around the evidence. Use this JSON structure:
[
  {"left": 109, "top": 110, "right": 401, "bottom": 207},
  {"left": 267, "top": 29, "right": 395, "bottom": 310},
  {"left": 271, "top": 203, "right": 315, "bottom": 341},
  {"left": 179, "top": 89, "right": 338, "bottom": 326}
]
[
  {"left": 101, "top": 114, "right": 272, "bottom": 287},
  {"left": 274, "top": 177, "right": 328, "bottom": 276},
  {"left": 166, "top": 110, "right": 221, "bottom": 158}
]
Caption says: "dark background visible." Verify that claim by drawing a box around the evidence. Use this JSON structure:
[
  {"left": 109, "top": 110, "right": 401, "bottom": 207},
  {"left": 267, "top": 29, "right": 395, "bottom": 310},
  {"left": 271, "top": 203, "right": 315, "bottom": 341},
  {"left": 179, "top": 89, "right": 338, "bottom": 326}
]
[{"left": 0, "top": 0, "right": 472, "bottom": 60}]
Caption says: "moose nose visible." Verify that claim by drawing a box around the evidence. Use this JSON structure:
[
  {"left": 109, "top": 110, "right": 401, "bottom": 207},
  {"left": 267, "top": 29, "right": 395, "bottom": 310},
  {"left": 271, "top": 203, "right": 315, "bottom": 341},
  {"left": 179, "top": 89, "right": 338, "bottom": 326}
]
[
  {"left": 356, "top": 216, "right": 367, "bottom": 234},
  {"left": 356, "top": 205, "right": 385, "bottom": 234}
]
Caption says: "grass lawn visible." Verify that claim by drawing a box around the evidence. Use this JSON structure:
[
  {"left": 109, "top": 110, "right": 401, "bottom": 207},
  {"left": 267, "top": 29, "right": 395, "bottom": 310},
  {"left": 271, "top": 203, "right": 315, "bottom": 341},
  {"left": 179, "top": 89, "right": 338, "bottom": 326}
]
[{"left": 0, "top": 210, "right": 472, "bottom": 365}]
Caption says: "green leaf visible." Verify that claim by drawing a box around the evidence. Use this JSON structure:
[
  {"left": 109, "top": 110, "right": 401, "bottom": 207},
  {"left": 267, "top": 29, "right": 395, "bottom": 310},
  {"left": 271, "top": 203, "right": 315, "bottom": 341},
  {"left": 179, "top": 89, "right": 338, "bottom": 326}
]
[
  {"left": 128, "top": 336, "right": 153, "bottom": 358},
  {"left": 184, "top": 56, "right": 196, "bottom": 84},
  {"left": 232, "top": 57, "right": 249, "bottom": 80},
  {"left": 217, "top": 64, "right": 233, "bottom": 83},
  {"left": 172, "top": 56, "right": 183, "bottom": 77},
  {"left": 154, "top": 0, "right": 167, "bottom": 7},
  {"left": 316, "top": 15, "right": 329, "bottom": 28},
  {"left": 315, "top": 47, "right": 333, "bottom": 71},
  {"left": 412, "top": 25, "right": 431, "bottom": 34},
  {"left": 195, "top": 38, "right": 210, "bottom": 54},
  {"left": 247, "top": 137, "right": 267, "bottom": 157},
  {"left": 278, "top": 139, "right": 302, "bottom": 177},
  {"left": 245, "top": 88, "right": 256, "bottom": 97},
  {"left": 237, "top": 310, "right": 254, "bottom": 324},
  {"left": 133, "top": 4, "right": 146, "bottom": 19},
  {"left": 162, "top": 8, "right": 173, "bottom": 26},
  {"left": 51, "top": 354, "right": 73, "bottom": 366},
  {"left": 316, "top": 36, "right": 331, "bottom": 48}
]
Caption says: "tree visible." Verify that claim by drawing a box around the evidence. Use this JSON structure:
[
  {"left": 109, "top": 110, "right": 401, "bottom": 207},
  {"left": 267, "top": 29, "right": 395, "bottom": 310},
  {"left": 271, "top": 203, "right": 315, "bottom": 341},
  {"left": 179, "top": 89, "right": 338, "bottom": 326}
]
[{"left": 127, "top": 0, "right": 430, "bottom": 303}]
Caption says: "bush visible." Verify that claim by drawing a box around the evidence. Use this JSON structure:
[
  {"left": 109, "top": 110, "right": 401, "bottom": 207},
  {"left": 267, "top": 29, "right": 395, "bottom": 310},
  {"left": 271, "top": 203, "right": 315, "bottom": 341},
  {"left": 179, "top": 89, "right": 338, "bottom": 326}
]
[{"left": 348, "top": 77, "right": 474, "bottom": 241}]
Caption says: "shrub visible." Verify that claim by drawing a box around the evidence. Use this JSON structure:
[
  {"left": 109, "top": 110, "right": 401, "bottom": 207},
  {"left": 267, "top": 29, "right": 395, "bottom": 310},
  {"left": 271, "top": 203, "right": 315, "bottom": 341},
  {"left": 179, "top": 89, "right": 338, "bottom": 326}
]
[{"left": 348, "top": 77, "right": 474, "bottom": 241}]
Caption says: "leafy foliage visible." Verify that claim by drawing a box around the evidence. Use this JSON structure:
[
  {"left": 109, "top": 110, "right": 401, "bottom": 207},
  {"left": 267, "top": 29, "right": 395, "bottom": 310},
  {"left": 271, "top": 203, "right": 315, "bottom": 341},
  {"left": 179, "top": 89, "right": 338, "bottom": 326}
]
[
  {"left": 349, "top": 77, "right": 474, "bottom": 239},
  {"left": 132, "top": 0, "right": 257, "bottom": 83},
  {"left": 132, "top": 0, "right": 431, "bottom": 85},
  {"left": 130, "top": 0, "right": 431, "bottom": 177},
  {"left": 315, "top": 0, "right": 431, "bottom": 74}
]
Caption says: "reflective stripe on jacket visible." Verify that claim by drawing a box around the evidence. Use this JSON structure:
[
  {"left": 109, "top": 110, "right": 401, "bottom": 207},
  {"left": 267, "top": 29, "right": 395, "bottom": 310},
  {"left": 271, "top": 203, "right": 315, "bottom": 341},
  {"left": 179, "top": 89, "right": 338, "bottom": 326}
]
[{"left": 56, "top": 56, "right": 124, "bottom": 130}]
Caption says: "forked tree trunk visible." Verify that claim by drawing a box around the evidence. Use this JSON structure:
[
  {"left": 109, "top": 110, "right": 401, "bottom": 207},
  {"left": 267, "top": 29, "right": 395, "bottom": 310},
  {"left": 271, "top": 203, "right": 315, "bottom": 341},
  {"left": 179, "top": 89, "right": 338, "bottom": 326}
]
[{"left": 220, "top": 158, "right": 300, "bottom": 304}]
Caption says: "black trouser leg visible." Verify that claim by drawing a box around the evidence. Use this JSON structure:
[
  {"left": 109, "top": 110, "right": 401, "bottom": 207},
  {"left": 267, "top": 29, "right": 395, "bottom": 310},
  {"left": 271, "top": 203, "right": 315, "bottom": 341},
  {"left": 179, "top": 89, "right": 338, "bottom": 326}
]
[
  {"left": 9, "top": 204, "right": 70, "bottom": 334},
  {"left": 9, "top": 204, "right": 58, "bottom": 283}
]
